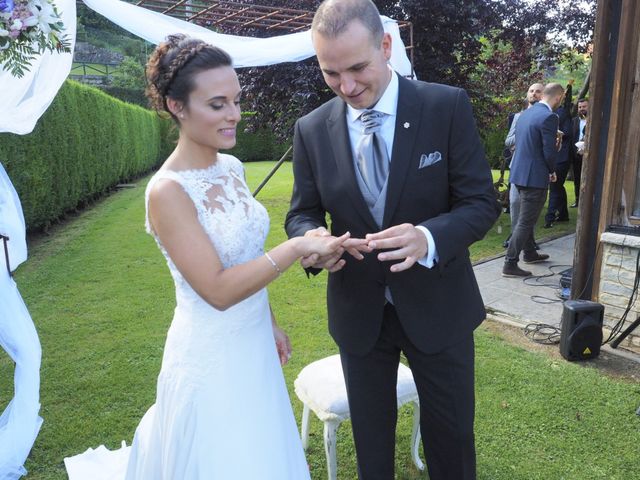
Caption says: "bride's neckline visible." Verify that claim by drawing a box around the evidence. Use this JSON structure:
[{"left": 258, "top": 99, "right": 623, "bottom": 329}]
[{"left": 162, "top": 154, "right": 226, "bottom": 175}]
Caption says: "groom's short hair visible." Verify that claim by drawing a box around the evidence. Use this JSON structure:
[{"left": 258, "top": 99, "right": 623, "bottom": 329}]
[{"left": 312, "top": 0, "right": 384, "bottom": 46}]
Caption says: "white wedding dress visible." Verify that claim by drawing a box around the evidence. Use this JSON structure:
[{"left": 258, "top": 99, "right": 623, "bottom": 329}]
[{"left": 65, "top": 154, "right": 310, "bottom": 479}]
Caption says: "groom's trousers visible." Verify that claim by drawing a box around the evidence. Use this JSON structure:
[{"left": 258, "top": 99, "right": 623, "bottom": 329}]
[{"left": 339, "top": 303, "right": 476, "bottom": 480}]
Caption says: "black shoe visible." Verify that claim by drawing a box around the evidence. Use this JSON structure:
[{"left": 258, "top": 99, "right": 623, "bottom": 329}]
[
  {"left": 543, "top": 222, "right": 554, "bottom": 229},
  {"left": 523, "top": 252, "right": 550, "bottom": 264},
  {"left": 570, "top": 203, "right": 578, "bottom": 208},
  {"left": 502, "top": 240, "right": 509, "bottom": 248},
  {"left": 534, "top": 242, "right": 540, "bottom": 250},
  {"left": 502, "top": 263, "right": 532, "bottom": 278}
]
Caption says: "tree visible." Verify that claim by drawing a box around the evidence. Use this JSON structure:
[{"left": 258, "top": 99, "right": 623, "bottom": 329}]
[
  {"left": 211, "top": 0, "right": 597, "bottom": 147},
  {"left": 216, "top": 0, "right": 326, "bottom": 143},
  {"left": 110, "top": 57, "right": 146, "bottom": 89}
]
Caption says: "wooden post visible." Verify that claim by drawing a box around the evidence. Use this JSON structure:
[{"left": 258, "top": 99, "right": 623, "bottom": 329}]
[{"left": 571, "top": 0, "right": 623, "bottom": 300}]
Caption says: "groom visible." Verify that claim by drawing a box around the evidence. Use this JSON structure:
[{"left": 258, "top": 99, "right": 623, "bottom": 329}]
[{"left": 285, "top": 0, "right": 500, "bottom": 478}]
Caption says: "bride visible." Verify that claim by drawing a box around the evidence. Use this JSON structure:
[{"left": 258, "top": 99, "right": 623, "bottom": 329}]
[{"left": 66, "top": 34, "right": 350, "bottom": 479}]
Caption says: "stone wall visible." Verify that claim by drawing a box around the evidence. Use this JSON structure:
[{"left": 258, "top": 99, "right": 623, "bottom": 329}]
[
  {"left": 598, "top": 232, "right": 640, "bottom": 349},
  {"left": 74, "top": 42, "right": 124, "bottom": 65}
]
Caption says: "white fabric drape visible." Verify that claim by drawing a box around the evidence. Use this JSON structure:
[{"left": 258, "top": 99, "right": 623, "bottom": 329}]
[
  {"left": 0, "top": 0, "right": 76, "bottom": 135},
  {"left": 0, "top": 163, "right": 43, "bottom": 480},
  {"left": 0, "top": 0, "right": 411, "bottom": 135},
  {"left": 81, "top": 0, "right": 413, "bottom": 76}
]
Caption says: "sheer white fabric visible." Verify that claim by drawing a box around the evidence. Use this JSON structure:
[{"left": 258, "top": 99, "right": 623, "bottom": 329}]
[
  {"left": 65, "top": 154, "right": 311, "bottom": 479},
  {"left": 81, "top": 0, "right": 413, "bottom": 76},
  {"left": 0, "top": 0, "right": 76, "bottom": 135},
  {"left": 0, "top": 163, "right": 43, "bottom": 480},
  {"left": 1, "top": 0, "right": 411, "bottom": 135}
]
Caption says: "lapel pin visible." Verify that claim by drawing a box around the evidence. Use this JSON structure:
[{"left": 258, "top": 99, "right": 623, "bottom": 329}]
[{"left": 403, "top": 122, "right": 410, "bottom": 129}]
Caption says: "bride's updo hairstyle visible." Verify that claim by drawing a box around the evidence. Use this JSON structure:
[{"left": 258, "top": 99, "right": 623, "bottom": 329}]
[{"left": 146, "top": 33, "right": 233, "bottom": 122}]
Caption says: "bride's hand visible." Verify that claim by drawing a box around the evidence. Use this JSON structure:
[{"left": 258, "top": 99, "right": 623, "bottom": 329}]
[
  {"left": 297, "top": 232, "right": 350, "bottom": 258},
  {"left": 272, "top": 323, "right": 292, "bottom": 366}
]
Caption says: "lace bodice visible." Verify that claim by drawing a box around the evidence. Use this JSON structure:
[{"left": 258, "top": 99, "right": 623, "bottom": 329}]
[{"left": 145, "top": 154, "right": 269, "bottom": 306}]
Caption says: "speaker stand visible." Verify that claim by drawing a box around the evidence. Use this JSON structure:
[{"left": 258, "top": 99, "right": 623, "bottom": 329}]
[{"left": 610, "top": 315, "right": 640, "bottom": 348}]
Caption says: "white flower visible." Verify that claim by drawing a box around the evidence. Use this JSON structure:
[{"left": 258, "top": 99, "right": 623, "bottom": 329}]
[
  {"left": 23, "top": 0, "right": 58, "bottom": 35},
  {"left": 9, "top": 18, "right": 21, "bottom": 30},
  {"left": 0, "top": 27, "right": 8, "bottom": 37}
]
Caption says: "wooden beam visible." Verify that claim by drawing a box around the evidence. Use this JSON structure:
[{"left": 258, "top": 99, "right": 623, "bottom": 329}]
[
  {"left": 612, "top": 4, "right": 640, "bottom": 219},
  {"left": 591, "top": 0, "right": 640, "bottom": 299},
  {"left": 571, "top": 0, "right": 623, "bottom": 300}
]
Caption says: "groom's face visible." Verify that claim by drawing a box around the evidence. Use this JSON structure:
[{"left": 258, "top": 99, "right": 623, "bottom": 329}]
[{"left": 313, "top": 20, "right": 392, "bottom": 110}]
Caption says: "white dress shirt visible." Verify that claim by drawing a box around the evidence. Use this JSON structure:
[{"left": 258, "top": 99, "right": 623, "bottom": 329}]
[
  {"left": 579, "top": 118, "right": 586, "bottom": 141},
  {"left": 345, "top": 68, "right": 438, "bottom": 268}
]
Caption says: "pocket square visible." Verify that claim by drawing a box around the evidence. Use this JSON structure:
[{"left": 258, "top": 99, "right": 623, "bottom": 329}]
[{"left": 418, "top": 151, "right": 442, "bottom": 169}]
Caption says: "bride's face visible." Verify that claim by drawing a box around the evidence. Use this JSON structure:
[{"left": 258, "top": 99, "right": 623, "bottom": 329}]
[{"left": 179, "top": 66, "right": 242, "bottom": 151}]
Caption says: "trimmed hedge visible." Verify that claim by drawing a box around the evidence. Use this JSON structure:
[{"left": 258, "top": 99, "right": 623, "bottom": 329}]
[
  {"left": 99, "top": 85, "right": 148, "bottom": 108},
  {"left": 0, "top": 80, "right": 173, "bottom": 231},
  {"left": 230, "top": 113, "right": 289, "bottom": 163}
]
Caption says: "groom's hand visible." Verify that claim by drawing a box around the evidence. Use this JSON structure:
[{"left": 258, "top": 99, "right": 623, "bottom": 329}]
[
  {"left": 300, "top": 227, "right": 369, "bottom": 272},
  {"left": 366, "top": 223, "right": 428, "bottom": 273}
]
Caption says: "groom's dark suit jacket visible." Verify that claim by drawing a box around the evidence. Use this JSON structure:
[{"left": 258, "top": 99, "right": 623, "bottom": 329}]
[{"left": 285, "top": 75, "right": 500, "bottom": 355}]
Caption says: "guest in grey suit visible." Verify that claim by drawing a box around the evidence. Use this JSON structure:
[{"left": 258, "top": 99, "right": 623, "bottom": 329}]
[
  {"left": 503, "top": 83, "right": 565, "bottom": 278},
  {"left": 285, "top": 1, "right": 500, "bottom": 478}
]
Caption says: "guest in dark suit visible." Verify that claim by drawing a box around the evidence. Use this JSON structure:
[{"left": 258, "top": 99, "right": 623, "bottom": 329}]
[
  {"left": 503, "top": 83, "right": 565, "bottom": 278},
  {"left": 285, "top": 1, "right": 500, "bottom": 478},
  {"left": 571, "top": 98, "right": 589, "bottom": 207},
  {"left": 543, "top": 82, "right": 573, "bottom": 227}
]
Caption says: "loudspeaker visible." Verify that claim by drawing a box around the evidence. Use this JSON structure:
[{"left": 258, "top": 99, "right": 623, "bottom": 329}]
[{"left": 559, "top": 300, "right": 604, "bottom": 361}]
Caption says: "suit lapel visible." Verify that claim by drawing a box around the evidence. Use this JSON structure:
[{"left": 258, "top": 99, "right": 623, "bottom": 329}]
[
  {"left": 326, "top": 101, "right": 379, "bottom": 230},
  {"left": 383, "top": 76, "right": 424, "bottom": 228}
]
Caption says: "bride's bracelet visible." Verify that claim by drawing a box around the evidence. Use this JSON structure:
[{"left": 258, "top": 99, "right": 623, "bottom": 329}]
[{"left": 264, "top": 252, "right": 282, "bottom": 276}]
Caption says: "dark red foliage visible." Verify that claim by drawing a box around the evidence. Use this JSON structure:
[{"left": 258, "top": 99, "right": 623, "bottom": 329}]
[{"left": 215, "top": 0, "right": 595, "bottom": 143}]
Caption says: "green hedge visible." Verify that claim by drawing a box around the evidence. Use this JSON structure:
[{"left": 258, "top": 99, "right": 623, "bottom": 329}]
[
  {"left": 99, "top": 85, "right": 148, "bottom": 108},
  {"left": 0, "top": 80, "right": 172, "bottom": 231},
  {"left": 229, "top": 113, "right": 289, "bottom": 162}
]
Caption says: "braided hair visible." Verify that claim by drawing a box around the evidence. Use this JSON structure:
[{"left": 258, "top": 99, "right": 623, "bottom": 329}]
[{"left": 146, "top": 34, "right": 233, "bottom": 121}]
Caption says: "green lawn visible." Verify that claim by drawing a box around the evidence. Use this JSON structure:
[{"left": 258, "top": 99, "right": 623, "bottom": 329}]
[{"left": 1, "top": 162, "right": 637, "bottom": 480}]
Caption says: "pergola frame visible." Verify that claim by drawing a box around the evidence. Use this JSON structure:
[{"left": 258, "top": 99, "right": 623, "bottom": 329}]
[{"left": 100, "top": 0, "right": 414, "bottom": 71}]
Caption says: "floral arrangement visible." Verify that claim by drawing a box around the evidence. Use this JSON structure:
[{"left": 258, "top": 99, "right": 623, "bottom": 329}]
[{"left": 0, "top": 0, "right": 71, "bottom": 78}]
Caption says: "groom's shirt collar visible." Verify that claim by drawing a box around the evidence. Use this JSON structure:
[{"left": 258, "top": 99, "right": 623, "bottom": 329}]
[
  {"left": 345, "top": 67, "right": 398, "bottom": 162},
  {"left": 347, "top": 67, "right": 398, "bottom": 122}
]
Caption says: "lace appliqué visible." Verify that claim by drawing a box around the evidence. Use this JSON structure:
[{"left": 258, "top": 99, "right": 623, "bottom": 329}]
[{"left": 145, "top": 154, "right": 269, "bottom": 295}]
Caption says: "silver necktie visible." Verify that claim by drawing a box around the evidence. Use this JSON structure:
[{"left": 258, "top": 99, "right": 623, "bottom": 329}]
[{"left": 356, "top": 110, "right": 390, "bottom": 198}]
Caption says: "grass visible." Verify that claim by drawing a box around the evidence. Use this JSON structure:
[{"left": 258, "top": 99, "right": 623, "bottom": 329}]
[{"left": 1, "top": 162, "right": 637, "bottom": 480}]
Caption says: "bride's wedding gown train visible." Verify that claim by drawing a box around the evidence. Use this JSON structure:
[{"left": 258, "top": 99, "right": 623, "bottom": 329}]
[{"left": 65, "top": 154, "right": 310, "bottom": 479}]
